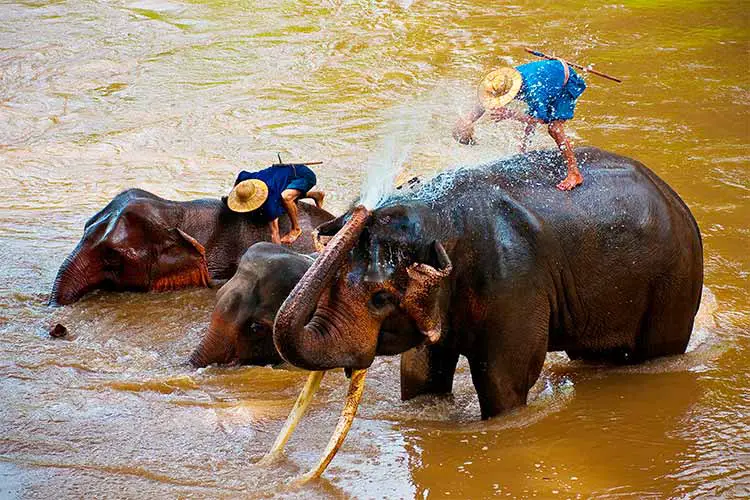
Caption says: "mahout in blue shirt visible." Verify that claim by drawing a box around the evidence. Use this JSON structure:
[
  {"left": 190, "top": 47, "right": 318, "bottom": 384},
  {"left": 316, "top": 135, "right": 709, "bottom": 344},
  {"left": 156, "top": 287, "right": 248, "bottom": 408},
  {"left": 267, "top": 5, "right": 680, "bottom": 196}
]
[
  {"left": 234, "top": 164, "right": 317, "bottom": 222},
  {"left": 515, "top": 60, "right": 587, "bottom": 123}
]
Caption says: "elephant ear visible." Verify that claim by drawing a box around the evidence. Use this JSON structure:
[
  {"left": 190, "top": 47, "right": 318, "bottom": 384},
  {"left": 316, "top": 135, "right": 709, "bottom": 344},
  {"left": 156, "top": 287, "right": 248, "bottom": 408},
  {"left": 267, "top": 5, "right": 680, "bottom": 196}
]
[
  {"left": 151, "top": 228, "right": 210, "bottom": 291},
  {"left": 401, "top": 241, "right": 452, "bottom": 344}
]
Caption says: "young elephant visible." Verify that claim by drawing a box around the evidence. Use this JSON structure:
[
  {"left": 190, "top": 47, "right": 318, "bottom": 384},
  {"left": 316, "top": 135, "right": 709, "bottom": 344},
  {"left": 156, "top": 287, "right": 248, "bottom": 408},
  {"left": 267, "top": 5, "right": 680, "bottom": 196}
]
[
  {"left": 50, "top": 189, "right": 332, "bottom": 306},
  {"left": 189, "top": 243, "right": 315, "bottom": 367},
  {"left": 273, "top": 147, "right": 704, "bottom": 420}
]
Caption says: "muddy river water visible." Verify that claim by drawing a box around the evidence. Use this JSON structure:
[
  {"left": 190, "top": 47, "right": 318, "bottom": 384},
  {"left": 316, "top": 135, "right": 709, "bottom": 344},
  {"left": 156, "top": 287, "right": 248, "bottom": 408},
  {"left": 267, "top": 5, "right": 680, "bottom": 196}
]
[{"left": 1, "top": 1, "right": 748, "bottom": 498}]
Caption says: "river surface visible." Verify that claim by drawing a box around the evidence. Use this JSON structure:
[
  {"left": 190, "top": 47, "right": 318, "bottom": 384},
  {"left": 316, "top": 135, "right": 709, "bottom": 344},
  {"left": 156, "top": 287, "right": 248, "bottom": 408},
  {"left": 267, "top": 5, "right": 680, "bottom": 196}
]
[{"left": 1, "top": 1, "right": 748, "bottom": 498}]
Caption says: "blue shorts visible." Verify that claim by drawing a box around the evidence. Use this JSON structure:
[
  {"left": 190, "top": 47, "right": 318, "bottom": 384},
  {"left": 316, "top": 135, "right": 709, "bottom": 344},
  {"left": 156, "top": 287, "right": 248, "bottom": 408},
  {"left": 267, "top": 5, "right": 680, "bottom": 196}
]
[
  {"left": 286, "top": 167, "right": 316, "bottom": 195},
  {"left": 516, "top": 61, "right": 587, "bottom": 123},
  {"left": 548, "top": 94, "right": 578, "bottom": 122}
]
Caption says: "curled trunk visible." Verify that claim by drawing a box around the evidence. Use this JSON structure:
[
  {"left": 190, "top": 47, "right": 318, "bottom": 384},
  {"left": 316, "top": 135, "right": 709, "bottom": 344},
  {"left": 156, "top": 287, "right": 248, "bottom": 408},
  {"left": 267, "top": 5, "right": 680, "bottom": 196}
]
[
  {"left": 49, "top": 245, "right": 102, "bottom": 306},
  {"left": 273, "top": 206, "right": 372, "bottom": 370}
]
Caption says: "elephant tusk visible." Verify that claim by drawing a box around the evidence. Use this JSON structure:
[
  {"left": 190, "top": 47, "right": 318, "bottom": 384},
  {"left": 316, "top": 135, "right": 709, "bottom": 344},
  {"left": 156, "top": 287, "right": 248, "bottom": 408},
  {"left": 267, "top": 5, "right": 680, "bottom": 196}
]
[
  {"left": 258, "top": 370, "right": 326, "bottom": 465},
  {"left": 312, "top": 229, "right": 332, "bottom": 254},
  {"left": 295, "top": 368, "right": 367, "bottom": 484}
]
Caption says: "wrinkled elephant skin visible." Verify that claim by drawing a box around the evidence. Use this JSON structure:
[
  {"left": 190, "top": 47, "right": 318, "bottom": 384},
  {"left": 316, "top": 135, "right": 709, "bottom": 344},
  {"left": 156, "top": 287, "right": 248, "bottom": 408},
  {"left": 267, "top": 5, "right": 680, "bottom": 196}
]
[
  {"left": 50, "top": 189, "right": 333, "bottom": 305},
  {"left": 273, "top": 147, "right": 704, "bottom": 420},
  {"left": 190, "top": 243, "right": 315, "bottom": 368}
]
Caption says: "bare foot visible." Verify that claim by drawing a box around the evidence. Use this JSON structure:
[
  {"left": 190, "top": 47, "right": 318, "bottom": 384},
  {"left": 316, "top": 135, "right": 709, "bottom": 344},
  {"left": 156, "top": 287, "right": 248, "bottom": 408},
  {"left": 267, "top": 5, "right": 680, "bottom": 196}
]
[
  {"left": 556, "top": 172, "right": 584, "bottom": 191},
  {"left": 308, "top": 191, "right": 325, "bottom": 209},
  {"left": 280, "top": 228, "right": 302, "bottom": 245}
]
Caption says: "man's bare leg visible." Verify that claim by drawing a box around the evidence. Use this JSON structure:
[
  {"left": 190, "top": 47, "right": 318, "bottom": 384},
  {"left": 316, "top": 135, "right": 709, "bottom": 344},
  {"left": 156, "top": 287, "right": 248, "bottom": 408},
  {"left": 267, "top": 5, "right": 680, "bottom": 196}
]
[
  {"left": 547, "top": 120, "right": 583, "bottom": 191},
  {"left": 280, "top": 189, "right": 303, "bottom": 244},
  {"left": 305, "top": 190, "right": 325, "bottom": 208}
]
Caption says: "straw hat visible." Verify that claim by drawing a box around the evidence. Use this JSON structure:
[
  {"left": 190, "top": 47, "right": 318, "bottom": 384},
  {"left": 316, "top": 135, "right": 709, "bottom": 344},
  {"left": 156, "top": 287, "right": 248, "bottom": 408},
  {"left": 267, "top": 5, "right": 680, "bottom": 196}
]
[
  {"left": 227, "top": 179, "right": 269, "bottom": 212},
  {"left": 478, "top": 67, "right": 522, "bottom": 109}
]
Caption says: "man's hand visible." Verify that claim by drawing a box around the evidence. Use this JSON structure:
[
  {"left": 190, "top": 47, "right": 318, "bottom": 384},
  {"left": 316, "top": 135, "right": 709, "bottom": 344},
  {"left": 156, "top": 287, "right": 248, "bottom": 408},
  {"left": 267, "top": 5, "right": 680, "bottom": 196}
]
[
  {"left": 520, "top": 123, "right": 536, "bottom": 153},
  {"left": 452, "top": 117, "right": 476, "bottom": 145}
]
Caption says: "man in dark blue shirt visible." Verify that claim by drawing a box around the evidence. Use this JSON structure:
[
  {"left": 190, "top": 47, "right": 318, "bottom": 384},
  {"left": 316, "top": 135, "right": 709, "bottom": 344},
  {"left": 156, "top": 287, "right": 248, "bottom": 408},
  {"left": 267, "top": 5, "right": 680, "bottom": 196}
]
[
  {"left": 453, "top": 60, "right": 587, "bottom": 190},
  {"left": 226, "top": 164, "right": 324, "bottom": 244}
]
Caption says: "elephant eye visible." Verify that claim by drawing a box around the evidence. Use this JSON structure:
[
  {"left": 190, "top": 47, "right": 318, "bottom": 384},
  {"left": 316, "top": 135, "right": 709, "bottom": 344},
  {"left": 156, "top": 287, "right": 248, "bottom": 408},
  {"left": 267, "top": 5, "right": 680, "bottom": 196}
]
[
  {"left": 249, "top": 322, "right": 265, "bottom": 334},
  {"left": 102, "top": 248, "right": 122, "bottom": 269},
  {"left": 369, "top": 291, "right": 395, "bottom": 311}
]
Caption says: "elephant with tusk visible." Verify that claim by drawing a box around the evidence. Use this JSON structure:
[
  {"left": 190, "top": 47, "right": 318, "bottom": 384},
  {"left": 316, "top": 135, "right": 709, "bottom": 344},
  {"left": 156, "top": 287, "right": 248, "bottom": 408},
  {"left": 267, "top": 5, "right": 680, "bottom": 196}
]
[
  {"left": 266, "top": 147, "right": 703, "bottom": 481},
  {"left": 189, "top": 240, "right": 452, "bottom": 480},
  {"left": 186, "top": 240, "right": 425, "bottom": 482}
]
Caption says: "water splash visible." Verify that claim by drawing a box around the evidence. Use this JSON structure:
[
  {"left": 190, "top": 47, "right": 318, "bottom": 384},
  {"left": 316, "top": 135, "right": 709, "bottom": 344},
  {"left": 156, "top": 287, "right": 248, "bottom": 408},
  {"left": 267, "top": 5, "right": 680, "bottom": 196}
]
[
  {"left": 358, "top": 79, "right": 550, "bottom": 211},
  {"left": 359, "top": 105, "right": 428, "bottom": 210},
  {"left": 359, "top": 135, "right": 411, "bottom": 210}
]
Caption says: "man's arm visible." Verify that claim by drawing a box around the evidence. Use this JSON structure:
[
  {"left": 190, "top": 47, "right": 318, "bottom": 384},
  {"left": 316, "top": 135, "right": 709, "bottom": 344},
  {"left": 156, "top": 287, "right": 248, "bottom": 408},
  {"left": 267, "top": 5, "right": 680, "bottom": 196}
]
[
  {"left": 489, "top": 106, "right": 543, "bottom": 126},
  {"left": 268, "top": 218, "right": 281, "bottom": 244},
  {"left": 452, "top": 102, "right": 486, "bottom": 145}
]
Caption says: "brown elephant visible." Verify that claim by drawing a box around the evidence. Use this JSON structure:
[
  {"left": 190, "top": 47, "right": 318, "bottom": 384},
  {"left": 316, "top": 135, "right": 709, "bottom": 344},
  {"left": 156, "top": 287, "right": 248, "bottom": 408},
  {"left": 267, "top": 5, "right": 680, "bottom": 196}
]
[
  {"left": 272, "top": 147, "right": 704, "bottom": 420},
  {"left": 189, "top": 242, "right": 315, "bottom": 368},
  {"left": 188, "top": 241, "right": 424, "bottom": 379},
  {"left": 50, "top": 188, "right": 333, "bottom": 306}
]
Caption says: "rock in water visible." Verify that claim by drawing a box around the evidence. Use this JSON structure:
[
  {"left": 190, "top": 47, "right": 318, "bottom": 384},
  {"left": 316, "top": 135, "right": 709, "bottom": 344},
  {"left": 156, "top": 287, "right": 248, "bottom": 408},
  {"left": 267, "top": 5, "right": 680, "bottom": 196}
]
[{"left": 49, "top": 323, "right": 68, "bottom": 338}]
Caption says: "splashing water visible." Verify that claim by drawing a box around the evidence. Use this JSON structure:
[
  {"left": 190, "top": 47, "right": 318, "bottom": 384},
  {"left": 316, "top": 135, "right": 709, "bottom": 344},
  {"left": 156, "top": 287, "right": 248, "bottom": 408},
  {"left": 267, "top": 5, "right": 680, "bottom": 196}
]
[
  {"left": 359, "top": 106, "right": 428, "bottom": 210},
  {"left": 357, "top": 81, "right": 554, "bottom": 211},
  {"left": 359, "top": 134, "right": 411, "bottom": 209}
]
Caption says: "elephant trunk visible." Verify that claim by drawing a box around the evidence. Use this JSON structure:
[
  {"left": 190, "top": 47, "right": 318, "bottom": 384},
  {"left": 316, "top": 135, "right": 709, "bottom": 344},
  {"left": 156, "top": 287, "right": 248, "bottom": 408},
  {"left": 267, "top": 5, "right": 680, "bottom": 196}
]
[
  {"left": 49, "top": 245, "right": 102, "bottom": 306},
  {"left": 190, "top": 312, "right": 240, "bottom": 367},
  {"left": 273, "top": 205, "right": 371, "bottom": 370}
]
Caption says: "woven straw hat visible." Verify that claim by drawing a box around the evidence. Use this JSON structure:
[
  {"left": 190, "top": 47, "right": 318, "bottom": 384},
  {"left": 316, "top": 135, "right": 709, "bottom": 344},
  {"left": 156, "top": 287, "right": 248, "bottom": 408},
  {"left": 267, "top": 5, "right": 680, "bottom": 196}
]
[
  {"left": 227, "top": 179, "right": 269, "bottom": 212},
  {"left": 478, "top": 67, "right": 522, "bottom": 109}
]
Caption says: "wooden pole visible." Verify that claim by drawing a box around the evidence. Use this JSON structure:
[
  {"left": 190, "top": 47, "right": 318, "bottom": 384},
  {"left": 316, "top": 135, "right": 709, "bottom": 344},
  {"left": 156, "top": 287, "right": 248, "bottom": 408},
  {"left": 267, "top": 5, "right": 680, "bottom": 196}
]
[
  {"left": 524, "top": 48, "right": 623, "bottom": 83},
  {"left": 272, "top": 161, "right": 323, "bottom": 166}
]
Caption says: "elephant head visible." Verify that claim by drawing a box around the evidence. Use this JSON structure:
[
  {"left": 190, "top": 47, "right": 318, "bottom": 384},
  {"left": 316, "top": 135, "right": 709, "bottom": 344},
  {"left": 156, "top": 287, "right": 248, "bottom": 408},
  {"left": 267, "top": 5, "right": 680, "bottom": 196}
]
[
  {"left": 50, "top": 198, "right": 208, "bottom": 306},
  {"left": 273, "top": 203, "right": 453, "bottom": 371},
  {"left": 190, "top": 243, "right": 313, "bottom": 368}
]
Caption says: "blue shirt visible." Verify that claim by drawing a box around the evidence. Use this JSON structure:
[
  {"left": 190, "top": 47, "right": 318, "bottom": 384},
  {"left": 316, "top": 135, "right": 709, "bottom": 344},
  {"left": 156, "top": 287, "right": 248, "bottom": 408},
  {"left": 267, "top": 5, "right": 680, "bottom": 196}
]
[
  {"left": 515, "top": 60, "right": 587, "bottom": 122},
  {"left": 234, "top": 164, "right": 316, "bottom": 222}
]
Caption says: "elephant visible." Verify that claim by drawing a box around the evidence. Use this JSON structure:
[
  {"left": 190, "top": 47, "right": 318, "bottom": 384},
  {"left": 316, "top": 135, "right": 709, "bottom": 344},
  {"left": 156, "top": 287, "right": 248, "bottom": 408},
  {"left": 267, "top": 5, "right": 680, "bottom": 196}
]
[
  {"left": 49, "top": 188, "right": 333, "bottom": 306},
  {"left": 272, "top": 147, "right": 704, "bottom": 420},
  {"left": 189, "top": 242, "right": 315, "bottom": 368},
  {"left": 188, "top": 240, "right": 423, "bottom": 374}
]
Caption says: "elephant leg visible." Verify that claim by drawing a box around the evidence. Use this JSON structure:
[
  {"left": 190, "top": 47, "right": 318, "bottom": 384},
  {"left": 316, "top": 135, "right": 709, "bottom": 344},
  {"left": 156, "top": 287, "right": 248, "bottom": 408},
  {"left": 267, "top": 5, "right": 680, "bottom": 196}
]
[
  {"left": 634, "top": 279, "right": 697, "bottom": 361},
  {"left": 467, "top": 299, "right": 549, "bottom": 420},
  {"left": 208, "top": 278, "right": 229, "bottom": 289},
  {"left": 400, "top": 342, "right": 460, "bottom": 401}
]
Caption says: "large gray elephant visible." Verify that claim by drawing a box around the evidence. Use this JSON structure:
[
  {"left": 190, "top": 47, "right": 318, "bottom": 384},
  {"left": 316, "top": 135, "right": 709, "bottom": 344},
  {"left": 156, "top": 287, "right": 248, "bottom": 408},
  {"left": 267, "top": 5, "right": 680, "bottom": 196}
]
[
  {"left": 50, "top": 189, "right": 333, "bottom": 306},
  {"left": 272, "top": 147, "right": 704, "bottom": 420}
]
